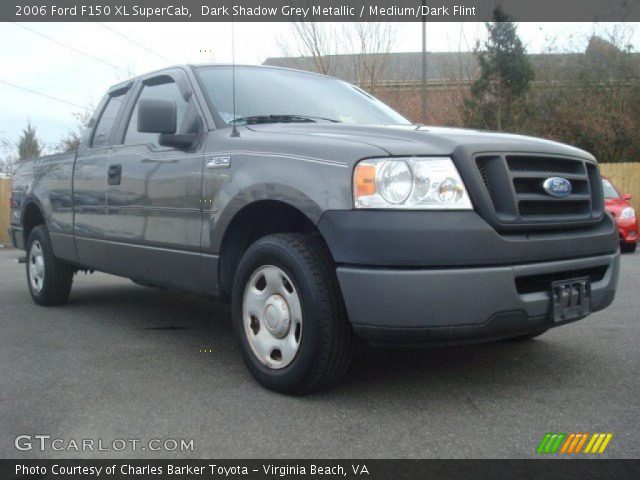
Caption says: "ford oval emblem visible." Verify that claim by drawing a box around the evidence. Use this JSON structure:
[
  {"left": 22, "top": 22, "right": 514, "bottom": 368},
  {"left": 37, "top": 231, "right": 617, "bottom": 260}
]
[{"left": 542, "top": 177, "right": 572, "bottom": 198}]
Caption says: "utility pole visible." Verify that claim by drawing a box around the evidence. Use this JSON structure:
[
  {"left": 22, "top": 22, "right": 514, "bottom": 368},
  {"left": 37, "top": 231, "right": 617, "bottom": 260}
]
[{"left": 421, "top": 0, "right": 427, "bottom": 124}]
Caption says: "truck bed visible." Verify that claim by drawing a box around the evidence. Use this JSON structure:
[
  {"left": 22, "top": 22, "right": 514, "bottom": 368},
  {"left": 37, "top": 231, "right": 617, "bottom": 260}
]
[{"left": 11, "top": 151, "right": 77, "bottom": 250}]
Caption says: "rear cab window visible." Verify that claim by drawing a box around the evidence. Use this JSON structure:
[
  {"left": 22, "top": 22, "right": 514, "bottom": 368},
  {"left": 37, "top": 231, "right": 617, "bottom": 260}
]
[{"left": 91, "top": 92, "right": 126, "bottom": 148}]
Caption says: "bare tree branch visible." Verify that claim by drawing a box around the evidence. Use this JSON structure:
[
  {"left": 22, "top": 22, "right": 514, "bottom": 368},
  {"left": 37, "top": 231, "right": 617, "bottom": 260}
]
[
  {"left": 0, "top": 136, "right": 19, "bottom": 176},
  {"left": 279, "top": 22, "right": 397, "bottom": 94}
]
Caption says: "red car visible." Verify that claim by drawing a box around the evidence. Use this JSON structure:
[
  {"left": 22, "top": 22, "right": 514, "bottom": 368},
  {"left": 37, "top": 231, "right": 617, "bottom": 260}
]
[{"left": 602, "top": 177, "right": 637, "bottom": 253}]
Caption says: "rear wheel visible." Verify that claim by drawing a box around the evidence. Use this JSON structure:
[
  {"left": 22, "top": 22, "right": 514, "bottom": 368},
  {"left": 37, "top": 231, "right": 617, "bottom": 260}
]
[
  {"left": 231, "top": 233, "right": 354, "bottom": 394},
  {"left": 26, "top": 225, "right": 74, "bottom": 306},
  {"left": 621, "top": 242, "right": 637, "bottom": 253}
]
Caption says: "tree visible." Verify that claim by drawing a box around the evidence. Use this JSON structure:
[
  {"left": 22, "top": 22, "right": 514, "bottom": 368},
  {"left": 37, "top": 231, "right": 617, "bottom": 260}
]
[
  {"left": 463, "top": 8, "right": 534, "bottom": 130},
  {"left": 344, "top": 23, "right": 395, "bottom": 96},
  {"left": 279, "top": 22, "right": 396, "bottom": 94},
  {"left": 0, "top": 136, "right": 19, "bottom": 176},
  {"left": 278, "top": 23, "right": 338, "bottom": 75},
  {"left": 57, "top": 108, "right": 92, "bottom": 152},
  {"left": 529, "top": 30, "right": 640, "bottom": 163},
  {"left": 17, "top": 121, "right": 42, "bottom": 161}
]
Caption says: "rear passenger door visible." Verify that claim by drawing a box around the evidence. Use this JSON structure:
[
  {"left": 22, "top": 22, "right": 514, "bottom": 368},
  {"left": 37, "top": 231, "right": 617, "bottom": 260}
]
[
  {"left": 73, "top": 84, "right": 130, "bottom": 271},
  {"left": 105, "top": 70, "right": 206, "bottom": 291}
]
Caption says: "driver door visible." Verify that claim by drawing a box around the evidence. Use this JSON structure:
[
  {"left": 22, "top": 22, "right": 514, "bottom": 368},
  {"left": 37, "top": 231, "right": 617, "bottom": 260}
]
[{"left": 105, "top": 70, "right": 206, "bottom": 291}]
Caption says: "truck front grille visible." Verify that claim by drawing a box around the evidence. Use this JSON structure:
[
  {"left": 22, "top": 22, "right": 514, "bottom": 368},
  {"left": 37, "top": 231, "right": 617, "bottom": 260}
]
[
  {"left": 474, "top": 153, "right": 604, "bottom": 229},
  {"left": 506, "top": 156, "right": 585, "bottom": 174},
  {"left": 518, "top": 200, "right": 591, "bottom": 217}
]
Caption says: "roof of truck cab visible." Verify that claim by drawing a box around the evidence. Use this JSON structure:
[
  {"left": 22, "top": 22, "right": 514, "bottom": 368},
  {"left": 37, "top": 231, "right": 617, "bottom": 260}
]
[
  {"left": 188, "top": 63, "right": 332, "bottom": 78},
  {"left": 105, "top": 64, "right": 338, "bottom": 94},
  {"left": 107, "top": 63, "right": 341, "bottom": 98},
  {"left": 107, "top": 78, "right": 134, "bottom": 94}
]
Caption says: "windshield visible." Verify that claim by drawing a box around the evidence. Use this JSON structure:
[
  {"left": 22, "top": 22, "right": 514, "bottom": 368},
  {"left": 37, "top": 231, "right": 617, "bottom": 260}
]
[
  {"left": 196, "top": 66, "right": 410, "bottom": 126},
  {"left": 602, "top": 179, "right": 620, "bottom": 199}
]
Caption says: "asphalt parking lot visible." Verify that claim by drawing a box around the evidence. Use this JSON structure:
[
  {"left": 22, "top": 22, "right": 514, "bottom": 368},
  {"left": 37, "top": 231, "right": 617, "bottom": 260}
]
[{"left": 0, "top": 248, "right": 638, "bottom": 459}]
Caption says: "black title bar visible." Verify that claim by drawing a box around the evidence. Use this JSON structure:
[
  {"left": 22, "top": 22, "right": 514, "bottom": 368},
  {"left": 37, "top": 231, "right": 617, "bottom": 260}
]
[
  {"left": 3, "top": 459, "right": 640, "bottom": 480},
  {"left": 3, "top": 0, "right": 640, "bottom": 22}
]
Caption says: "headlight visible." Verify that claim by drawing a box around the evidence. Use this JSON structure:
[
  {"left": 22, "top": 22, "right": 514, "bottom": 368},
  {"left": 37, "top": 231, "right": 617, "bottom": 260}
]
[
  {"left": 354, "top": 157, "right": 473, "bottom": 209},
  {"left": 620, "top": 207, "right": 636, "bottom": 219}
]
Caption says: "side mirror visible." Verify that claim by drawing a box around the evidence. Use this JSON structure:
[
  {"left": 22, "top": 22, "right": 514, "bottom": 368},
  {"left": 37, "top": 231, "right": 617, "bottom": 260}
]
[
  {"left": 138, "top": 99, "right": 176, "bottom": 134},
  {"left": 622, "top": 193, "right": 632, "bottom": 201}
]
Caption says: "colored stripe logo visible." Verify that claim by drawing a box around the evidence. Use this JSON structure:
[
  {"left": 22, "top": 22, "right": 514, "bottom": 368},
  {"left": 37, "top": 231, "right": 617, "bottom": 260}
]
[
  {"left": 537, "top": 433, "right": 613, "bottom": 454},
  {"left": 537, "top": 433, "right": 565, "bottom": 453},
  {"left": 583, "top": 433, "right": 613, "bottom": 454}
]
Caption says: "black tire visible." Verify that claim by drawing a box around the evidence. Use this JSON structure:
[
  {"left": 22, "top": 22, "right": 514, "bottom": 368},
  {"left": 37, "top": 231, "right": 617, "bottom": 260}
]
[
  {"left": 26, "top": 225, "right": 74, "bottom": 306},
  {"left": 507, "top": 330, "right": 548, "bottom": 341},
  {"left": 621, "top": 242, "right": 637, "bottom": 254},
  {"left": 231, "top": 233, "right": 354, "bottom": 394}
]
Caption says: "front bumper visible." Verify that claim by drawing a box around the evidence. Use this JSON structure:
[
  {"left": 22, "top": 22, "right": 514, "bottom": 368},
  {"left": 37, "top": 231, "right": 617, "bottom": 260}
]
[
  {"left": 318, "top": 210, "right": 619, "bottom": 267},
  {"left": 338, "top": 253, "right": 619, "bottom": 346},
  {"left": 318, "top": 210, "right": 620, "bottom": 344},
  {"left": 616, "top": 217, "right": 638, "bottom": 244}
]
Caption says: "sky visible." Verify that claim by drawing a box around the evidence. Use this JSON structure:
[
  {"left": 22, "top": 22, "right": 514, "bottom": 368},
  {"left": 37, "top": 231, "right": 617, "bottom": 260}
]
[{"left": 0, "top": 21, "right": 638, "bottom": 148}]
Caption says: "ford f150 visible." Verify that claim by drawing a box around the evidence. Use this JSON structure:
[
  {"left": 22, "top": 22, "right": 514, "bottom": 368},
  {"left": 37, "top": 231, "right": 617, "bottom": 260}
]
[{"left": 9, "top": 65, "right": 620, "bottom": 393}]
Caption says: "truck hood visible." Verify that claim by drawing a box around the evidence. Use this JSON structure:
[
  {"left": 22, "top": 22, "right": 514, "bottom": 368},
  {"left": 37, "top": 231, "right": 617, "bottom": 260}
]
[{"left": 246, "top": 123, "right": 594, "bottom": 162}]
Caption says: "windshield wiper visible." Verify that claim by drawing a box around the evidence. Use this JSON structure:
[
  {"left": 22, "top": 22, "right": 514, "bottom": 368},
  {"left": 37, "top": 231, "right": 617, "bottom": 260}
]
[{"left": 229, "top": 114, "right": 341, "bottom": 125}]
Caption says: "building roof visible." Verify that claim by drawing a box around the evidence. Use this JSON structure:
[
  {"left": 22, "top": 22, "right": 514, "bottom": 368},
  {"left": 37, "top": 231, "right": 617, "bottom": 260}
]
[
  {"left": 264, "top": 40, "right": 640, "bottom": 86},
  {"left": 264, "top": 52, "right": 478, "bottom": 85},
  {"left": 264, "top": 52, "right": 593, "bottom": 85}
]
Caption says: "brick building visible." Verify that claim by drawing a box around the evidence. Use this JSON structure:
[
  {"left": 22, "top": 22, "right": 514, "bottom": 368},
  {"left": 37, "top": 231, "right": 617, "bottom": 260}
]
[
  {"left": 263, "top": 39, "right": 637, "bottom": 126},
  {"left": 264, "top": 51, "right": 477, "bottom": 124}
]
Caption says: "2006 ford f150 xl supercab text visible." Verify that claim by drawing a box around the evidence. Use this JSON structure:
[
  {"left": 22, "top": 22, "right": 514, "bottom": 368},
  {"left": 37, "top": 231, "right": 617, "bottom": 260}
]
[{"left": 9, "top": 65, "right": 620, "bottom": 393}]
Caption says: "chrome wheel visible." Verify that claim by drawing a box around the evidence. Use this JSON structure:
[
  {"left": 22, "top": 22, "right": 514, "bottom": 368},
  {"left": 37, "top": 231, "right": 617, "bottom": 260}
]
[
  {"left": 29, "top": 240, "right": 45, "bottom": 294},
  {"left": 242, "top": 265, "right": 303, "bottom": 369}
]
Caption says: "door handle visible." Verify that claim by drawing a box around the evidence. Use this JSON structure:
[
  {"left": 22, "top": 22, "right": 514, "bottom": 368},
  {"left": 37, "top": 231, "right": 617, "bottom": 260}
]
[{"left": 107, "top": 164, "right": 122, "bottom": 185}]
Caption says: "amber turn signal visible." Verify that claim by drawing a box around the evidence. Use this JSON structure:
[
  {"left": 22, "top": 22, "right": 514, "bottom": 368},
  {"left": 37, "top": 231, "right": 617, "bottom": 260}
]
[{"left": 354, "top": 164, "right": 376, "bottom": 197}]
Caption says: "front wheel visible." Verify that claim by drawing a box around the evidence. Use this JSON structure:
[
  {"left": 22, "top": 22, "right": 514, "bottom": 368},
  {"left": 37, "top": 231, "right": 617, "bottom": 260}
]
[
  {"left": 231, "top": 233, "right": 354, "bottom": 394},
  {"left": 26, "top": 225, "right": 74, "bottom": 306}
]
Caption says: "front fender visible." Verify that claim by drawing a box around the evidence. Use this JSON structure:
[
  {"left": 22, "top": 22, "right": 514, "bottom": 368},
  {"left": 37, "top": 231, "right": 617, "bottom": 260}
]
[
  {"left": 203, "top": 152, "right": 353, "bottom": 253},
  {"left": 209, "top": 183, "right": 325, "bottom": 253}
]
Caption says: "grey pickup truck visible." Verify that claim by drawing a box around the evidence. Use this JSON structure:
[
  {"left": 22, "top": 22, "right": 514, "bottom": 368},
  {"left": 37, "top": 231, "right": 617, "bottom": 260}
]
[{"left": 10, "top": 65, "right": 620, "bottom": 393}]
